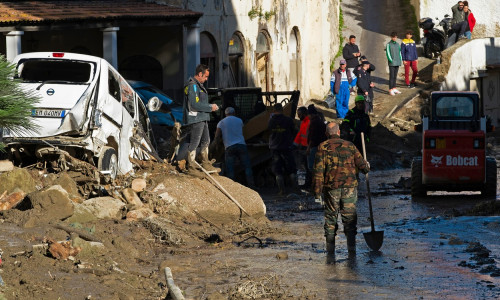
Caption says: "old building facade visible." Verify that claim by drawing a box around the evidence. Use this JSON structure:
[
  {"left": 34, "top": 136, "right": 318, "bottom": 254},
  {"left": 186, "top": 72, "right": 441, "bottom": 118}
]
[
  {"left": 0, "top": 0, "right": 340, "bottom": 104},
  {"left": 164, "top": 0, "right": 341, "bottom": 102}
]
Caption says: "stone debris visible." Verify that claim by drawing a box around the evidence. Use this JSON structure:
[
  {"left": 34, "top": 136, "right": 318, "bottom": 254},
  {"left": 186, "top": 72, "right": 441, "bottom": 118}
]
[
  {"left": 46, "top": 238, "right": 82, "bottom": 260},
  {"left": 131, "top": 178, "right": 147, "bottom": 192},
  {"left": 0, "top": 160, "right": 14, "bottom": 173}
]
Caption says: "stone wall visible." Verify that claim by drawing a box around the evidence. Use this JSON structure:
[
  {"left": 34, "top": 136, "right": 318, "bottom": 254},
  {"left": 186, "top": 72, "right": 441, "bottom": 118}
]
[{"left": 167, "top": 0, "right": 340, "bottom": 103}]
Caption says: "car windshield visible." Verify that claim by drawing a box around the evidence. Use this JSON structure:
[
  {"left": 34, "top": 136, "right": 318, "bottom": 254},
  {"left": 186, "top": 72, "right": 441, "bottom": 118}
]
[
  {"left": 435, "top": 96, "right": 474, "bottom": 118},
  {"left": 17, "top": 59, "right": 94, "bottom": 83}
]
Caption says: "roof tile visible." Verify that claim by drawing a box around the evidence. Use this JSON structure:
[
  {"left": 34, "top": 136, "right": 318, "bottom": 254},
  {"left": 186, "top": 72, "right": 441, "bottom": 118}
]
[{"left": 0, "top": 0, "right": 202, "bottom": 24}]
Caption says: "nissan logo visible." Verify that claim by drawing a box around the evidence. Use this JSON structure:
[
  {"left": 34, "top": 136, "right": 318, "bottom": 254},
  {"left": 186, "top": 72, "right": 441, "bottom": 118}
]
[{"left": 47, "top": 88, "right": 55, "bottom": 96}]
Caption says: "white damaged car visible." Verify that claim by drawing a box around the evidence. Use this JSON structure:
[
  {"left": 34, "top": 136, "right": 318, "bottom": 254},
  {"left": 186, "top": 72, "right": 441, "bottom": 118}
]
[{"left": 2, "top": 52, "right": 158, "bottom": 177}]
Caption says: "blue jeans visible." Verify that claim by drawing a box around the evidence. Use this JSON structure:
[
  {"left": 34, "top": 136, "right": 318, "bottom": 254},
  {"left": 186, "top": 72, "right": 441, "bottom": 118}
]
[
  {"left": 225, "top": 144, "right": 254, "bottom": 185},
  {"left": 178, "top": 121, "right": 210, "bottom": 159},
  {"left": 307, "top": 146, "right": 318, "bottom": 170}
]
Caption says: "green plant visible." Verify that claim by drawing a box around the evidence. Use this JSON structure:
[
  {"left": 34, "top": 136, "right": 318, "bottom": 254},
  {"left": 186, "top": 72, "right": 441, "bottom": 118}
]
[
  {"left": 332, "top": 6, "right": 345, "bottom": 72},
  {"left": 248, "top": 7, "right": 261, "bottom": 20},
  {"left": 248, "top": 6, "right": 276, "bottom": 21},
  {"left": 0, "top": 55, "right": 40, "bottom": 150}
]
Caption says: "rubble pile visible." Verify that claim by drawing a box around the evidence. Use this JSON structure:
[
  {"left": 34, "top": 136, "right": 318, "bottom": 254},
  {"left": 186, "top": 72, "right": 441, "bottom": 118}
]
[{"left": 0, "top": 158, "right": 268, "bottom": 299}]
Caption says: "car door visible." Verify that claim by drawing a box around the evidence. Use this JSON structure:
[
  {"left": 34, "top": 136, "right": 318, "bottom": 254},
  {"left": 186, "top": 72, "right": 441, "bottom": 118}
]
[{"left": 102, "top": 68, "right": 123, "bottom": 126}]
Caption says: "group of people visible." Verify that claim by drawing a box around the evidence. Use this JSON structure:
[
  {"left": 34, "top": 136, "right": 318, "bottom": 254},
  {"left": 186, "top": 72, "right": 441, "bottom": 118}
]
[
  {"left": 180, "top": 62, "right": 371, "bottom": 260},
  {"left": 452, "top": 1, "right": 476, "bottom": 40}
]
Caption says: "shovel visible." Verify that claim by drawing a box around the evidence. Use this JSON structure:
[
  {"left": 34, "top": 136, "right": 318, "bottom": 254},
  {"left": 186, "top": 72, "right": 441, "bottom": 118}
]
[{"left": 360, "top": 132, "right": 384, "bottom": 251}]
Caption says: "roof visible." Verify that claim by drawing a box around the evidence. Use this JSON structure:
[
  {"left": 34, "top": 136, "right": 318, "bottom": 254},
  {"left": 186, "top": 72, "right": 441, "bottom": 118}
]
[{"left": 0, "top": 0, "right": 202, "bottom": 27}]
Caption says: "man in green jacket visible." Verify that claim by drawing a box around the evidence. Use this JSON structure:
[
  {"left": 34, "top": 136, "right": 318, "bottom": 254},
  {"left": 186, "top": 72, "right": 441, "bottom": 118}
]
[
  {"left": 182, "top": 64, "right": 219, "bottom": 170},
  {"left": 386, "top": 32, "right": 402, "bottom": 96}
]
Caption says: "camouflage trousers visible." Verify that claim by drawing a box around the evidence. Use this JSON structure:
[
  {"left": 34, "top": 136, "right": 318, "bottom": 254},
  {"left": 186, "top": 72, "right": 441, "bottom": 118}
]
[{"left": 323, "top": 187, "right": 358, "bottom": 237}]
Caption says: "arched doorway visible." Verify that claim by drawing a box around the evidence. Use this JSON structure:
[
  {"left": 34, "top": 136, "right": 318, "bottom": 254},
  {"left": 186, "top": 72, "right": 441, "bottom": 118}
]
[
  {"left": 256, "top": 31, "right": 271, "bottom": 92},
  {"left": 228, "top": 32, "right": 245, "bottom": 87},
  {"left": 288, "top": 28, "right": 300, "bottom": 91},
  {"left": 119, "top": 55, "right": 162, "bottom": 89},
  {"left": 200, "top": 31, "right": 217, "bottom": 88}
]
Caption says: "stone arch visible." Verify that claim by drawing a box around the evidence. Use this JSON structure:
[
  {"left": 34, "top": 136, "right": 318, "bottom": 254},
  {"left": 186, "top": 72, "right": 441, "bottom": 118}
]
[
  {"left": 200, "top": 31, "right": 218, "bottom": 88},
  {"left": 256, "top": 30, "right": 272, "bottom": 92},
  {"left": 228, "top": 31, "right": 246, "bottom": 87},
  {"left": 119, "top": 55, "right": 162, "bottom": 89}
]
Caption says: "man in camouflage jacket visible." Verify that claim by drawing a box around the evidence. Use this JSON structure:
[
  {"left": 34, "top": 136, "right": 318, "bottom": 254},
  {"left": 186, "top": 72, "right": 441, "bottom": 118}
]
[{"left": 313, "top": 122, "right": 370, "bottom": 258}]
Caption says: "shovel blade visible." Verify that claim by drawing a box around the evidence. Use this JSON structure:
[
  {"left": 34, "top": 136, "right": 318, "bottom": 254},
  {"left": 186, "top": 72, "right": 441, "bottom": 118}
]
[{"left": 363, "top": 230, "right": 384, "bottom": 251}]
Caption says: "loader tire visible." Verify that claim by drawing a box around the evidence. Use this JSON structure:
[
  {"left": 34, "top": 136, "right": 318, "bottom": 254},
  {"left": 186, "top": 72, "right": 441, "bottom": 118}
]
[
  {"left": 481, "top": 157, "right": 497, "bottom": 198},
  {"left": 411, "top": 157, "right": 426, "bottom": 199},
  {"left": 98, "top": 147, "right": 118, "bottom": 179}
]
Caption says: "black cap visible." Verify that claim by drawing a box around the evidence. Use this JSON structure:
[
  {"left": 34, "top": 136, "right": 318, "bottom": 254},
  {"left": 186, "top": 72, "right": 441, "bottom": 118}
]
[{"left": 362, "top": 61, "right": 371, "bottom": 65}]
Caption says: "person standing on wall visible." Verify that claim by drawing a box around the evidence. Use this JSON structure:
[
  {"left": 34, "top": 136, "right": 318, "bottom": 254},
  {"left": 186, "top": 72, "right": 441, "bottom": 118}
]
[
  {"left": 386, "top": 32, "right": 402, "bottom": 96},
  {"left": 182, "top": 64, "right": 219, "bottom": 171},
  {"left": 401, "top": 29, "right": 419, "bottom": 89},
  {"left": 313, "top": 122, "right": 370, "bottom": 261}
]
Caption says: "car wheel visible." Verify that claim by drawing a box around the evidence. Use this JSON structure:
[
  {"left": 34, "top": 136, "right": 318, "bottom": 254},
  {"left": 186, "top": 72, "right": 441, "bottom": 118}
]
[
  {"left": 411, "top": 157, "right": 426, "bottom": 199},
  {"left": 481, "top": 157, "right": 497, "bottom": 198},
  {"left": 98, "top": 147, "right": 118, "bottom": 179}
]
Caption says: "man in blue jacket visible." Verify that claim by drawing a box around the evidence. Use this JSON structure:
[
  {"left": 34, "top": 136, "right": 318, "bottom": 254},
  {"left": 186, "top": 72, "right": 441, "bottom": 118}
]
[
  {"left": 401, "top": 29, "right": 418, "bottom": 88},
  {"left": 330, "top": 59, "right": 356, "bottom": 119},
  {"left": 181, "top": 64, "right": 219, "bottom": 171}
]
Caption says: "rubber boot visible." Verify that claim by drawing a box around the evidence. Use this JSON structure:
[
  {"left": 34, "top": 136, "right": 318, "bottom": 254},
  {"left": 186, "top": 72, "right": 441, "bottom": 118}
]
[
  {"left": 326, "top": 234, "right": 336, "bottom": 264},
  {"left": 200, "top": 147, "right": 217, "bottom": 172},
  {"left": 346, "top": 233, "right": 356, "bottom": 253},
  {"left": 326, "top": 235, "right": 336, "bottom": 254},
  {"left": 186, "top": 151, "right": 204, "bottom": 178},
  {"left": 276, "top": 175, "right": 285, "bottom": 196}
]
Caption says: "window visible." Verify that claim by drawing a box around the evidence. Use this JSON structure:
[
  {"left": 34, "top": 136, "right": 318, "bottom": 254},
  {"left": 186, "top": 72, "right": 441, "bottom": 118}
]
[
  {"left": 435, "top": 96, "right": 474, "bottom": 118},
  {"left": 18, "top": 59, "right": 93, "bottom": 83},
  {"left": 108, "top": 69, "right": 121, "bottom": 102}
]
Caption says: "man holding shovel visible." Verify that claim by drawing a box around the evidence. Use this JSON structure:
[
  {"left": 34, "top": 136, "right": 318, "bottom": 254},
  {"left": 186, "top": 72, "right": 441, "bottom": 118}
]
[{"left": 313, "top": 122, "right": 370, "bottom": 259}]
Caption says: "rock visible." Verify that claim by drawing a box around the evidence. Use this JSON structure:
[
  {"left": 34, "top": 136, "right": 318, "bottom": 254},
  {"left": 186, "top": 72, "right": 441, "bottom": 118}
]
[
  {"left": 0, "top": 160, "right": 14, "bottom": 173},
  {"left": 71, "top": 236, "right": 105, "bottom": 258},
  {"left": 80, "top": 197, "right": 125, "bottom": 220},
  {"left": 22, "top": 185, "right": 74, "bottom": 227},
  {"left": 65, "top": 204, "right": 98, "bottom": 224},
  {"left": 131, "top": 178, "right": 147, "bottom": 192},
  {"left": 54, "top": 173, "right": 83, "bottom": 203},
  {"left": 122, "top": 188, "right": 143, "bottom": 208},
  {"left": 276, "top": 252, "right": 289, "bottom": 260},
  {"left": 0, "top": 168, "right": 36, "bottom": 195},
  {"left": 0, "top": 190, "right": 26, "bottom": 211},
  {"left": 126, "top": 207, "right": 155, "bottom": 222}
]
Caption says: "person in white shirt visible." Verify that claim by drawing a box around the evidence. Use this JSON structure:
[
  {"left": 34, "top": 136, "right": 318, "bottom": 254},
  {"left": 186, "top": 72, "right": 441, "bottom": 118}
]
[{"left": 214, "top": 107, "right": 255, "bottom": 187}]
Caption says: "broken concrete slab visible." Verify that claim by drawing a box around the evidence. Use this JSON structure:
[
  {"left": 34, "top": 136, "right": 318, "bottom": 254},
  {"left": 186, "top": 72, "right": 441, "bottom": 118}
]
[
  {"left": 0, "top": 160, "right": 14, "bottom": 173},
  {"left": 79, "top": 197, "right": 125, "bottom": 220},
  {"left": 0, "top": 168, "right": 36, "bottom": 195}
]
